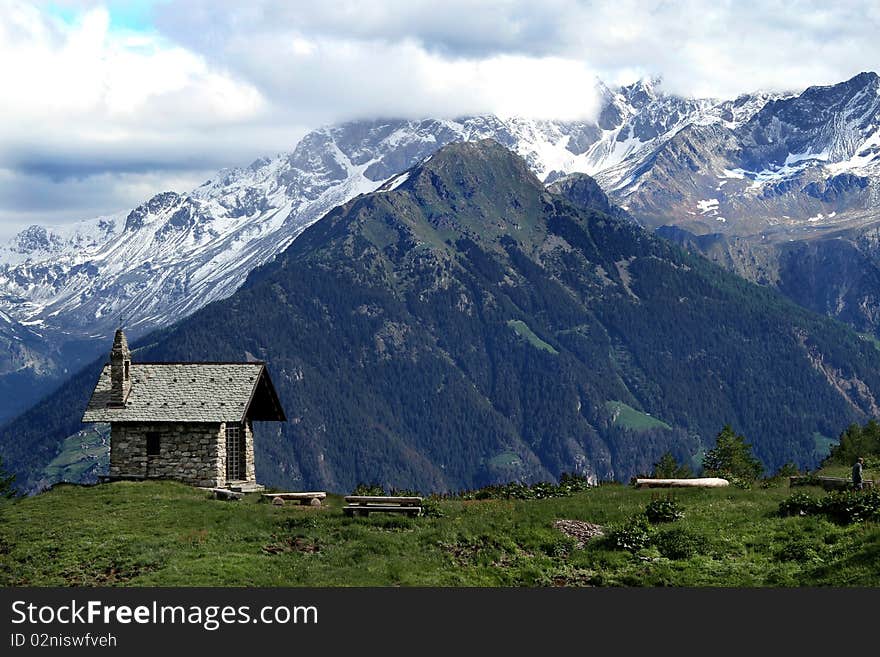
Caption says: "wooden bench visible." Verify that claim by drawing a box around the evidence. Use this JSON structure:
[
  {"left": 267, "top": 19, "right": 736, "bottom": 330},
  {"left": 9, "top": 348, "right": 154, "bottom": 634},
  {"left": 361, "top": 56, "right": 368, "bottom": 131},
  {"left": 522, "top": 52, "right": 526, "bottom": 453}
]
[
  {"left": 789, "top": 476, "right": 874, "bottom": 491},
  {"left": 262, "top": 491, "right": 327, "bottom": 506},
  {"left": 343, "top": 495, "right": 422, "bottom": 517}
]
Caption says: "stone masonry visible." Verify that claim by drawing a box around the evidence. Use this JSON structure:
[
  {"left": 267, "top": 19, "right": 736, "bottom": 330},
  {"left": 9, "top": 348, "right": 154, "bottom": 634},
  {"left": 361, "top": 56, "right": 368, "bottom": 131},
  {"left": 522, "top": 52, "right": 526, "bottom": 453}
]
[
  {"left": 243, "top": 421, "right": 256, "bottom": 483},
  {"left": 110, "top": 422, "right": 227, "bottom": 488},
  {"left": 109, "top": 420, "right": 258, "bottom": 488}
]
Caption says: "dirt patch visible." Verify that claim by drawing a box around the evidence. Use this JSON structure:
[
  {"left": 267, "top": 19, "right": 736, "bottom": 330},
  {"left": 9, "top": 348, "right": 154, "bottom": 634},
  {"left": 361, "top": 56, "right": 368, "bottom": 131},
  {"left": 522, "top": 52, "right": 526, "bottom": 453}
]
[
  {"left": 554, "top": 520, "right": 604, "bottom": 548},
  {"left": 262, "top": 536, "right": 320, "bottom": 555}
]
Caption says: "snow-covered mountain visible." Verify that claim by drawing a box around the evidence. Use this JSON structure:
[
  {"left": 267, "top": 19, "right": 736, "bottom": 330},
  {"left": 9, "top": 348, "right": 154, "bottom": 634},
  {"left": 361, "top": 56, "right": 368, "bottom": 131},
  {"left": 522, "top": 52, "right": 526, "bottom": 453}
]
[
  {"left": 0, "top": 90, "right": 714, "bottom": 359},
  {"left": 2, "top": 72, "right": 879, "bottom": 424},
  {"left": 601, "top": 72, "right": 880, "bottom": 233}
]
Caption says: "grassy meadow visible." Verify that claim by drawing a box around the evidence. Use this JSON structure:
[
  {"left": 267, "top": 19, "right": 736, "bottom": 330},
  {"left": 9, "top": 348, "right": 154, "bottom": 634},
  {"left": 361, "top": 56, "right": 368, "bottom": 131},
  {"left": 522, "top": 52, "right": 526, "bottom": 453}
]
[{"left": 1, "top": 476, "right": 878, "bottom": 587}]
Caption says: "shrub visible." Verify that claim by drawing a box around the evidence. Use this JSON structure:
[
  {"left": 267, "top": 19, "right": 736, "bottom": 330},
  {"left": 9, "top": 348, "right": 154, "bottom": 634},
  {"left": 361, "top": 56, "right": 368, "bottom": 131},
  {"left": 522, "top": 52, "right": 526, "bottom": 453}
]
[
  {"left": 776, "top": 538, "right": 820, "bottom": 563},
  {"left": 420, "top": 496, "right": 445, "bottom": 518},
  {"left": 651, "top": 452, "right": 693, "bottom": 479},
  {"left": 457, "top": 473, "right": 593, "bottom": 501},
  {"left": 351, "top": 483, "right": 386, "bottom": 496},
  {"left": 557, "top": 473, "right": 594, "bottom": 495},
  {"left": 774, "top": 463, "right": 801, "bottom": 478},
  {"left": 702, "top": 425, "right": 764, "bottom": 482},
  {"left": 654, "top": 528, "right": 708, "bottom": 560},
  {"left": 779, "top": 489, "right": 880, "bottom": 524},
  {"left": 727, "top": 476, "right": 753, "bottom": 490},
  {"left": 778, "top": 492, "right": 820, "bottom": 517},
  {"left": 645, "top": 495, "right": 684, "bottom": 523},
  {"left": 607, "top": 515, "right": 653, "bottom": 552},
  {"left": 819, "top": 489, "right": 880, "bottom": 524}
]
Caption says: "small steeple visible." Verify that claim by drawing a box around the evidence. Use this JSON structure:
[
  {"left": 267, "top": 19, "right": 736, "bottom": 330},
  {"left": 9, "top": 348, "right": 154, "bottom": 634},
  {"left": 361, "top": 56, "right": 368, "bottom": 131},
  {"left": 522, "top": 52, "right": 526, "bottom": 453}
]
[{"left": 109, "top": 329, "right": 131, "bottom": 407}]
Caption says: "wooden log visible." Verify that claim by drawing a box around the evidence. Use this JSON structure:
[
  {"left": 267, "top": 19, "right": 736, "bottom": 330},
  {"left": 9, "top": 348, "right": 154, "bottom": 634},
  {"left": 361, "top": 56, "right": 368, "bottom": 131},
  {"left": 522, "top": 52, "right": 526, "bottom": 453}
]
[{"left": 635, "top": 478, "right": 729, "bottom": 489}]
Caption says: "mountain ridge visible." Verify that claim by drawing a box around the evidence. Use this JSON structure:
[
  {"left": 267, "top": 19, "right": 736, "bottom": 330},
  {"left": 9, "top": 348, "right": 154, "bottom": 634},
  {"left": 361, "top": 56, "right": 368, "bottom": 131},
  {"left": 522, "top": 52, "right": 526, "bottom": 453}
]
[
  {"left": 5, "top": 140, "right": 880, "bottom": 494},
  {"left": 2, "top": 72, "right": 879, "bottom": 428}
]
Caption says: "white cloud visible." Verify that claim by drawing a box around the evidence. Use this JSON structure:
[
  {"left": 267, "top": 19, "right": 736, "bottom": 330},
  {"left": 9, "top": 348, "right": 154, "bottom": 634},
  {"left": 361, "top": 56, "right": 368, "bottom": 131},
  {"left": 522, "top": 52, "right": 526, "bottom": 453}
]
[
  {"left": 0, "top": 167, "right": 217, "bottom": 240},
  {"left": 0, "top": 2, "right": 276, "bottom": 237},
  {"left": 1, "top": 4, "right": 264, "bottom": 129},
  {"left": 1, "top": 0, "right": 879, "bottom": 237},
  {"left": 156, "top": 0, "right": 880, "bottom": 102}
]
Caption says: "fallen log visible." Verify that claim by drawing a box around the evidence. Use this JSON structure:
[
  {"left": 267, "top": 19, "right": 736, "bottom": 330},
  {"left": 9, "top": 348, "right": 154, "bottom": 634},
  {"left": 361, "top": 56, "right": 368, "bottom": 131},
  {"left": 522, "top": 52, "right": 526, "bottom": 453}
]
[{"left": 635, "top": 477, "right": 729, "bottom": 489}]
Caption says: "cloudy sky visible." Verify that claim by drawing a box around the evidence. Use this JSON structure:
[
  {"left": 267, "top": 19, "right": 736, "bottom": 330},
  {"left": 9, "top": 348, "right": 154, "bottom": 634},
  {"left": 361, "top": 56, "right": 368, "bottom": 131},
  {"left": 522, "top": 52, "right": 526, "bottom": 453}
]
[{"left": 1, "top": 0, "right": 878, "bottom": 239}]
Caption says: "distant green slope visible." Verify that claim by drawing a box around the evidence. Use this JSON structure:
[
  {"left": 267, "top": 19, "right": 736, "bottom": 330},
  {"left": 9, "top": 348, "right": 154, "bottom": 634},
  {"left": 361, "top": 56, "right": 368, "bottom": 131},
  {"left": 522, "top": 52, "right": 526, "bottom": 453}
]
[
  {"left": 1, "top": 480, "right": 878, "bottom": 587},
  {"left": 605, "top": 401, "right": 672, "bottom": 431},
  {"left": 41, "top": 425, "right": 109, "bottom": 485},
  {"left": 507, "top": 320, "right": 558, "bottom": 354}
]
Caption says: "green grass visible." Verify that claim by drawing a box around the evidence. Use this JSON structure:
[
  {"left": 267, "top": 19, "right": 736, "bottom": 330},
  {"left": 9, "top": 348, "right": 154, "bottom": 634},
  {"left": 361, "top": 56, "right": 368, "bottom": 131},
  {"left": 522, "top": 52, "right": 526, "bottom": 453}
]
[
  {"left": 605, "top": 401, "right": 672, "bottom": 432},
  {"left": 1, "top": 478, "right": 878, "bottom": 586},
  {"left": 488, "top": 451, "right": 523, "bottom": 468},
  {"left": 507, "top": 320, "right": 558, "bottom": 354}
]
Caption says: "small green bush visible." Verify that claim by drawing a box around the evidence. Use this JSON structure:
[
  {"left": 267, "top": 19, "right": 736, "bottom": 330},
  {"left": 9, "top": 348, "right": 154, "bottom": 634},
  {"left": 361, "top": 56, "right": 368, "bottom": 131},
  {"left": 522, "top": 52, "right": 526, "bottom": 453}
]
[
  {"left": 351, "top": 483, "right": 386, "bottom": 496},
  {"left": 775, "top": 538, "right": 820, "bottom": 563},
  {"left": 421, "top": 496, "right": 445, "bottom": 518},
  {"left": 819, "top": 489, "right": 880, "bottom": 524},
  {"left": 607, "top": 515, "right": 653, "bottom": 552},
  {"left": 457, "top": 473, "right": 593, "bottom": 501},
  {"left": 654, "top": 528, "right": 708, "bottom": 560},
  {"left": 779, "top": 489, "right": 880, "bottom": 524},
  {"left": 778, "top": 492, "right": 820, "bottom": 517},
  {"left": 645, "top": 495, "right": 684, "bottom": 523}
]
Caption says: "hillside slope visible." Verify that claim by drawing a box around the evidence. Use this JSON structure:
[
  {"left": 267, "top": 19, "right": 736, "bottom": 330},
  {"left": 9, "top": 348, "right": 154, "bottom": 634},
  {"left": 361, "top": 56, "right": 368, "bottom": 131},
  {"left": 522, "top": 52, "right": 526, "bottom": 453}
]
[{"left": 1, "top": 479, "right": 877, "bottom": 587}]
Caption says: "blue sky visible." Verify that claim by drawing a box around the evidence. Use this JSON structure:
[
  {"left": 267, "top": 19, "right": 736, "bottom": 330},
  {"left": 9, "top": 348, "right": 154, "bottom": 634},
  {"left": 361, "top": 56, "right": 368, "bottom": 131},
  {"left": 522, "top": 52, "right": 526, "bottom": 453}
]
[
  {"left": 45, "top": 1, "right": 155, "bottom": 30},
  {"left": 1, "top": 0, "right": 879, "bottom": 239}
]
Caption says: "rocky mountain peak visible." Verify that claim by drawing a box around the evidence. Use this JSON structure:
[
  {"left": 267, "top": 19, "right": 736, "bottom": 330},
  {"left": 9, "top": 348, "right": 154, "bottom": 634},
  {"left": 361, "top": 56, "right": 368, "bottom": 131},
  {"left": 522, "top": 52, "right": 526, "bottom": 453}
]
[
  {"left": 11, "top": 226, "right": 57, "bottom": 253},
  {"left": 547, "top": 172, "right": 618, "bottom": 217},
  {"left": 619, "top": 77, "right": 663, "bottom": 109},
  {"left": 123, "top": 191, "right": 182, "bottom": 232}
]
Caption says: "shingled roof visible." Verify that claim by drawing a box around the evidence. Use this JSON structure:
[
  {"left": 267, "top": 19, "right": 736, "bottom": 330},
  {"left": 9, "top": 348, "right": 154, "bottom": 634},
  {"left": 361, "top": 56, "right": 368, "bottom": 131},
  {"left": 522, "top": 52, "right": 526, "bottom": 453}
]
[{"left": 82, "top": 362, "right": 286, "bottom": 424}]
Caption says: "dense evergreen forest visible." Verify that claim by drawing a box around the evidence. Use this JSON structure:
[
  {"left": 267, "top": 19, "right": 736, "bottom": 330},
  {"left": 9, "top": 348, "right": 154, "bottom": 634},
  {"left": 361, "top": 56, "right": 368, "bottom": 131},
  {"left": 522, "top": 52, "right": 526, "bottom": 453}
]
[{"left": 3, "top": 140, "right": 880, "bottom": 493}]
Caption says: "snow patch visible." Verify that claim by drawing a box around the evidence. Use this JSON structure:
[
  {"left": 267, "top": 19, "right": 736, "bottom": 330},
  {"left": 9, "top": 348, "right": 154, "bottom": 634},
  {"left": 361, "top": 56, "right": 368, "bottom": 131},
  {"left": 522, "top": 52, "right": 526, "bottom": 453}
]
[
  {"left": 697, "top": 199, "right": 720, "bottom": 214},
  {"left": 380, "top": 171, "right": 410, "bottom": 192}
]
